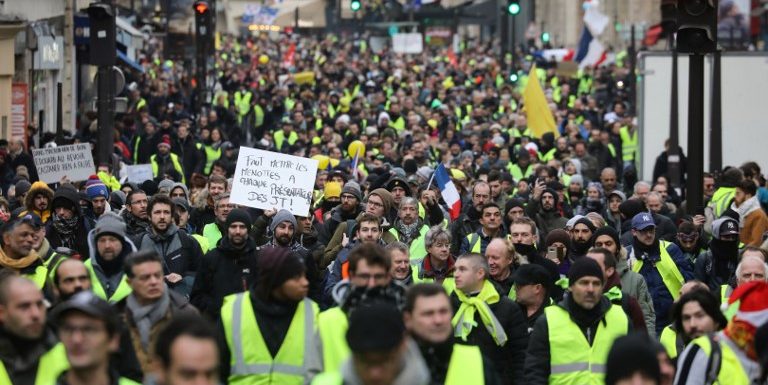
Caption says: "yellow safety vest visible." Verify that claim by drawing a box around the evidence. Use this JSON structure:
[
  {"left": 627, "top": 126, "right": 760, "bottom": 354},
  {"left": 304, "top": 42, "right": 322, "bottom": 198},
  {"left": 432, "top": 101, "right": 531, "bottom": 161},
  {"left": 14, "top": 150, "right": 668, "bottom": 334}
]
[
  {"left": 688, "top": 334, "right": 750, "bottom": 385},
  {"left": 24, "top": 264, "right": 49, "bottom": 290},
  {"left": 540, "top": 148, "right": 557, "bottom": 162},
  {"left": 388, "top": 224, "right": 429, "bottom": 263},
  {"left": 150, "top": 153, "right": 186, "bottom": 184},
  {"left": 411, "top": 265, "right": 456, "bottom": 293},
  {"left": 465, "top": 233, "right": 483, "bottom": 254},
  {"left": 221, "top": 292, "right": 318, "bottom": 385},
  {"left": 234, "top": 91, "right": 253, "bottom": 117},
  {"left": 274, "top": 130, "right": 299, "bottom": 151},
  {"left": 0, "top": 342, "right": 69, "bottom": 385},
  {"left": 85, "top": 258, "right": 132, "bottom": 304},
  {"left": 546, "top": 304, "right": 628, "bottom": 385},
  {"left": 191, "top": 233, "right": 210, "bottom": 254},
  {"left": 507, "top": 163, "right": 533, "bottom": 182},
  {"left": 619, "top": 126, "right": 638, "bottom": 162},
  {"left": 631, "top": 240, "right": 685, "bottom": 301},
  {"left": 203, "top": 223, "right": 222, "bottom": 249},
  {"left": 708, "top": 187, "right": 736, "bottom": 218},
  {"left": 389, "top": 116, "right": 406, "bottom": 133},
  {"left": 317, "top": 307, "right": 349, "bottom": 372},
  {"left": 204, "top": 145, "right": 222, "bottom": 175},
  {"left": 659, "top": 325, "right": 682, "bottom": 359},
  {"left": 445, "top": 344, "right": 485, "bottom": 385}
]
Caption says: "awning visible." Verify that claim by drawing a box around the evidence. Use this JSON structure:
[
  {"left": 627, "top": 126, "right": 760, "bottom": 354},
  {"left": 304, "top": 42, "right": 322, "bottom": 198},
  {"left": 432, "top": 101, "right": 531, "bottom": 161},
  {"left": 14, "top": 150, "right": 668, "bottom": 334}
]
[{"left": 117, "top": 50, "right": 144, "bottom": 73}]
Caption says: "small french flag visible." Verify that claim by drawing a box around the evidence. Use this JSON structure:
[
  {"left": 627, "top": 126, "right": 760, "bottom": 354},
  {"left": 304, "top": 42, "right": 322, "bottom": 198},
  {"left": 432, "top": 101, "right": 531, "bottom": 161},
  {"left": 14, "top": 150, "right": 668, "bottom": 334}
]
[{"left": 434, "top": 164, "right": 461, "bottom": 220}]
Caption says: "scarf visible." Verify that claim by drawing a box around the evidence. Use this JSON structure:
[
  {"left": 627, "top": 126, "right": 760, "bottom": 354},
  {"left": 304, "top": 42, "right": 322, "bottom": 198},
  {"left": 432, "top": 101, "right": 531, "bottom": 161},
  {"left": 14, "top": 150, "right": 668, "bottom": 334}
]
[
  {"left": 52, "top": 215, "right": 79, "bottom": 248},
  {"left": 733, "top": 195, "right": 762, "bottom": 228},
  {"left": 396, "top": 220, "right": 420, "bottom": 244},
  {"left": 724, "top": 319, "right": 757, "bottom": 360},
  {"left": 126, "top": 288, "right": 171, "bottom": 351},
  {"left": 452, "top": 280, "right": 508, "bottom": 346},
  {"left": 0, "top": 248, "right": 41, "bottom": 270},
  {"left": 123, "top": 211, "right": 150, "bottom": 232}
]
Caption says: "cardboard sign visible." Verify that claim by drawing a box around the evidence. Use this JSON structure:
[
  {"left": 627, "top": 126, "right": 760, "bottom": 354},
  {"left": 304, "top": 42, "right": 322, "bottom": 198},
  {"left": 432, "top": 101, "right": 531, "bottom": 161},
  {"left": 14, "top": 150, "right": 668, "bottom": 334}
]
[
  {"left": 32, "top": 143, "right": 95, "bottom": 184},
  {"left": 230, "top": 147, "right": 318, "bottom": 216},
  {"left": 125, "top": 164, "right": 154, "bottom": 183},
  {"left": 392, "top": 33, "right": 423, "bottom": 54}
]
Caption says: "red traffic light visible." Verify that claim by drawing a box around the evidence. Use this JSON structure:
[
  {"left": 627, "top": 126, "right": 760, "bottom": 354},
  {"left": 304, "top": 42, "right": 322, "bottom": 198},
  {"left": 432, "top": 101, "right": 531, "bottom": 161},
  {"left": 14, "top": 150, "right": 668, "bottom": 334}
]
[{"left": 194, "top": 1, "right": 210, "bottom": 14}]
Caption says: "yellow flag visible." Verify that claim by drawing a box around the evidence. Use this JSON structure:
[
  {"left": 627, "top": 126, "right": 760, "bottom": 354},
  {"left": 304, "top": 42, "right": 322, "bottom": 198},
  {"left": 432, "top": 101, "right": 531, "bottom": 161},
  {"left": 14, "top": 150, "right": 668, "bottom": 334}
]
[{"left": 523, "top": 64, "right": 558, "bottom": 138}]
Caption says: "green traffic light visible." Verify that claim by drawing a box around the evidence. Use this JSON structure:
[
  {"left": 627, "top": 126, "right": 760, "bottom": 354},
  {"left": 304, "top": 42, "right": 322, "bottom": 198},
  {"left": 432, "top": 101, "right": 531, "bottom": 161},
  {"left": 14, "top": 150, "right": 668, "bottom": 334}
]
[
  {"left": 509, "top": 73, "right": 519, "bottom": 82},
  {"left": 507, "top": 3, "right": 520, "bottom": 15},
  {"left": 350, "top": 0, "right": 361, "bottom": 11},
  {"left": 541, "top": 32, "right": 550, "bottom": 43}
]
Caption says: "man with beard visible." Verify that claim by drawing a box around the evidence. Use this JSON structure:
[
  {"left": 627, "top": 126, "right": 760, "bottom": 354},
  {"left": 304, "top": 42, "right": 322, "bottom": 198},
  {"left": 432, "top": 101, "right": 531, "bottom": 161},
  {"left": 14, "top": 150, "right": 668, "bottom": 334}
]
[
  {"left": 138, "top": 195, "right": 203, "bottom": 297},
  {"left": 47, "top": 187, "right": 94, "bottom": 257},
  {"left": 22, "top": 181, "right": 53, "bottom": 224},
  {"left": 694, "top": 217, "right": 742, "bottom": 293},
  {"left": 202, "top": 193, "right": 234, "bottom": 248},
  {"left": 85, "top": 176, "right": 111, "bottom": 219},
  {"left": 525, "top": 180, "right": 568, "bottom": 239},
  {"left": 85, "top": 212, "right": 137, "bottom": 303},
  {"left": 319, "top": 181, "right": 363, "bottom": 246},
  {"left": 0, "top": 273, "right": 69, "bottom": 384},
  {"left": 664, "top": 289, "right": 726, "bottom": 360},
  {"left": 191, "top": 209, "right": 259, "bottom": 321},
  {"left": 569, "top": 217, "right": 596, "bottom": 259},
  {"left": 388, "top": 197, "right": 431, "bottom": 263},
  {"left": 51, "top": 258, "right": 91, "bottom": 303},
  {"left": 626, "top": 213, "right": 694, "bottom": 335},
  {"left": 462, "top": 203, "right": 505, "bottom": 255},
  {"left": 450, "top": 181, "right": 491, "bottom": 255},
  {"left": 675, "top": 220, "right": 707, "bottom": 265},
  {"left": 190, "top": 175, "right": 228, "bottom": 235},
  {"left": 508, "top": 217, "right": 561, "bottom": 301},
  {"left": 404, "top": 283, "right": 502, "bottom": 385},
  {"left": 122, "top": 190, "right": 150, "bottom": 243}
]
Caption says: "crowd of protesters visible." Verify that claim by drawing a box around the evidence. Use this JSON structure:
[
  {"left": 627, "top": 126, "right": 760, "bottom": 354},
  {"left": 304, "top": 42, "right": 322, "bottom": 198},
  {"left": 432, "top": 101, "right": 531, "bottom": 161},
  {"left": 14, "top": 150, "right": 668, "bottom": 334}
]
[{"left": 0, "top": 30, "right": 767, "bottom": 385}]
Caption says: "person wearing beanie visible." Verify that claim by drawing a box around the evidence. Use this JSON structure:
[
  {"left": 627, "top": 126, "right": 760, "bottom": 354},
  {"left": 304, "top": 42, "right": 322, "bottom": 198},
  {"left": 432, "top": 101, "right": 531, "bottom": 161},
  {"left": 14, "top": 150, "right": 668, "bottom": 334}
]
[
  {"left": 605, "top": 333, "right": 662, "bottom": 385},
  {"left": 150, "top": 134, "right": 185, "bottom": 184},
  {"left": 706, "top": 167, "right": 743, "bottom": 222},
  {"left": 524, "top": 257, "right": 631, "bottom": 385},
  {"left": 169, "top": 182, "right": 190, "bottom": 202},
  {"left": 384, "top": 175, "right": 412, "bottom": 206},
  {"left": 569, "top": 217, "right": 597, "bottom": 259},
  {"left": 544, "top": 228, "right": 572, "bottom": 269},
  {"left": 84, "top": 212, "right": 137, "bottom": 303},
  {"left": 318, "top": 181, "right": 363, "bottom": 246},
  {"left": 46, "top": 186, "right": 94, "bottom": 257},
  {"left": 526, "top": 178, "right": 568, "bottom": 240},
  {"left": 217, "top": 246, "right": 321, "bottom": 383},
  {"left": 316, "top": 180, "right": 342, "bottom": 223},
  {"left": 190, "top": 208, "right": 259, "bottom": 321},
  {"left": 626, "top": 212, "right": 694, "bottom": 335},
  {"left": 675, "top": 281, "right": 768, "bottom": 385},
  {"left": 22, "top": 180, "right": 53, "bottom": 224},
  {"left": 157, "top": 179, "right": 175, "bottom": 195},
  {"left": 503, "top": 197, "right": 526, "bottom": 229},
  {"left": 11, "top": 179, "right": 32, "bottom": 211},
  {"left": 604, "top": 189, "right": 626, "bottom": 232},
  {"left": 85, "top": 175, "right": 111, "bottom": 219},
  {"left": 586, "top": 248, "right": 649, "bottom": 333}
]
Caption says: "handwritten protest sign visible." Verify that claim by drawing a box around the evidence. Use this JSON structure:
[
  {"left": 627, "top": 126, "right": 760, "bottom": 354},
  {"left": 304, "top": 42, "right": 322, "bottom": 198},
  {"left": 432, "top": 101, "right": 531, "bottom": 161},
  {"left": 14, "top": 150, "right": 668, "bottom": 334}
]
[
  {"left": 230, "top": 147, "right": 318, "bottom": 216},
  {"left": 125, "top": 164, "right": 154, "bottom": 183},
  {"left": 32, "top": 143, "right": 95, "bottom": 184}
]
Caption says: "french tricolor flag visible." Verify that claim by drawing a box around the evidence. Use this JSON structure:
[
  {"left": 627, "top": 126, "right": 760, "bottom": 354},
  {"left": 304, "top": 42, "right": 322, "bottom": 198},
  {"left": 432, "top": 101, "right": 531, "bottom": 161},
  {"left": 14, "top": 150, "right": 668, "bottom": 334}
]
[
  {"left": 434, "top": 164, "right": 461, "bottom": 220},
  {"left": 575, "top": 0, "right": 609, "bottom": 70}
]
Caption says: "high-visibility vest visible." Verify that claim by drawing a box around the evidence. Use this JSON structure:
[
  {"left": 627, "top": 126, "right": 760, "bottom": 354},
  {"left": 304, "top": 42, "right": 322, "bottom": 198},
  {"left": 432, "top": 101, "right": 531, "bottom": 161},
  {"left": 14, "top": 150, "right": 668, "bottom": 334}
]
[
  {"left": 508, "top": 163, "right": 533, "bottom": 182},
  {"left": 540, "top": 148, "right": 557, "bottom": 162},
  {"left": 465, "top": 233, "right": 483, "bottom": 253},
  {"left": 24, "top": 264, "right": 49, "bottom": 290},
  {"left": 546, "top": 304, "right": 628, "bottom": 385},
  {"left": 708, "top": 187, "right": 736, "bottom": 218},
  {"left": 234, "top": 91, "right": 253, "bottom": 117},
  {"left": 411, "top": 265, "right": 456, "bottom": 293},
  {"left": 204, "top": 145, "right": 222, "bottom": 175},
  {"left": 630, "top": 240, "right": 685, "bottom": 301},
  {"left": 85, "top": 258, "right": 132, "bottom": 304},
  {"left": 445, "top": 343, "right": 485, "bottom": 385},
  {"left": 274, "top": 130, "right": 299, "bottom": 151},
  {"left": 221, "top": 292, "right": 319, "bottom": 385},
  {"left": 150, "top": 153, "right": 186, "bottom": 184},
  {"left": 191, "top": 233, "right": 210, "bottom": 254},
  {"left": 619, "top": 126, "right": 638, "bottom": 162},
  {"left": 389, "top": 116, "right": 406, "bottom": 133},
  {"left": 254, "top": 104, "right": 265, "bottom": 127},
  {"left": 659, "top": 325, "right": 683, "bottom": 359},
  {"left": 388, "top": 224, "right": 429, "bottom": 264},
  {"left": 0, "top": 342, "right": 69, "bottom": 385},
  {"left": 607, "top": 143, "right": 617, "bottom": 158},
  {"left": 203, "top": 223, "right": 222, "bottom": 249},
  {"left": 317, "top": 307, "right": 349, "bottom": 372},
  {"left": 688, "top": 334, "right": 750, "bottom": 385}
]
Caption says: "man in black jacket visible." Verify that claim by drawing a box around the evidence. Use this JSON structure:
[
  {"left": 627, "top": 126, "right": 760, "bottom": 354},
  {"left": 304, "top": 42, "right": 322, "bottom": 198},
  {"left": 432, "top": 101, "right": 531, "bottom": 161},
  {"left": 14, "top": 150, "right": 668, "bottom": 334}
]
[
  {"left": 173, "top": 122, "right": 205, "bottom": 184},
  {"left": 190, "top": 209, "right": 258, "bottom": 321},
  {"left": 47, "top": 186, "right": 94, "bottom": 257},
  {"left": 451, "top": 253, "right": 528, "bottom": 385},
  {"left": 450, "top": 181, "right": 490, "bottom": 255},
  {"left": 122, "top": 190, "right": 150, "bottom": 243}
]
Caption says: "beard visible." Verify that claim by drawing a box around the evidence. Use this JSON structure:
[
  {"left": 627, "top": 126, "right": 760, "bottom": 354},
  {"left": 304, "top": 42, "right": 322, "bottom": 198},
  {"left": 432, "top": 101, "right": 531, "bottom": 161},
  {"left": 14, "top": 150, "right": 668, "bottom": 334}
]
[{"left": 275, "top": 234, "right": 292, "bottom": 246}]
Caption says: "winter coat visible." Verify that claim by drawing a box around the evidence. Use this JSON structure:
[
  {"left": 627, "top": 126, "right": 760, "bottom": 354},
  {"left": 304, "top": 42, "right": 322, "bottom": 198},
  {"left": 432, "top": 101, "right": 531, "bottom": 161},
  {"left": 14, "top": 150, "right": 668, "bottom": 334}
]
[
  {"left": 23, "top": 181, "right": 54, "bottom": 223},
  {"left": 616, "top": 248, "right": 656, "bottom": 337},
  {"left": 525, "top": 198, "right": 568, "bottom": 242},
  {"left": 46, "top": 187, "right": 94, "bottom": 257},
  {"left": 138, "top": 224, "right": 203, "bottom": 297}
]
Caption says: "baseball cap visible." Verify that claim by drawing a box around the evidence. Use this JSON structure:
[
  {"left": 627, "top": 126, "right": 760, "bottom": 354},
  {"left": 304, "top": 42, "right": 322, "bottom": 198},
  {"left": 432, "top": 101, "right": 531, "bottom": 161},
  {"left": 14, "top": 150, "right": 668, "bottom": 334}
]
[
  {"left": 18, "top": 212, "right": 44, "bottom": 229},
  {"left": 607, "top": 190, "right": 627, "bottom": 202},
  {"left": 712, "top": 217, "right": 739, "bottom": 238},
  {"left": 171, "top": 197, "right": 190, "bottom": 213},
  {"left": 346, "top": 302, "right": 405, "bottom": 353},
  {"left": 631, "top": 212, "right": 656, "bottom": 231},
  {"left": 512, "top": 264, "right": 552, "bottom": 290},
  {"left": 52, "top": 291, "right": 120, "bottom": 331}
]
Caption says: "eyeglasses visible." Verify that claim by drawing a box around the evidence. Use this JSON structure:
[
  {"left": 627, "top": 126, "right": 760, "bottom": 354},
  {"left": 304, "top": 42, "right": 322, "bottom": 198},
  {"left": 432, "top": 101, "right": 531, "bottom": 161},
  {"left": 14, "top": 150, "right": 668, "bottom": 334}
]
[{"left": 366, "top": 200, "right": 384, "bottom": 208}]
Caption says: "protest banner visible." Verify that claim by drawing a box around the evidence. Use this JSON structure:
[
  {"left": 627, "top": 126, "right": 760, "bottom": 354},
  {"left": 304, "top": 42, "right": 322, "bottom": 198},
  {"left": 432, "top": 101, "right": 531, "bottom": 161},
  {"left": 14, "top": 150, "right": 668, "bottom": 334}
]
[
  {"left": 392, "top": 33, "right": 423, "bottom": 54},
  {"left": 32, "top": 143, "right": 95, "bottom": 184},
  {"left": 125, "top": 164, "right": 154, "bottom": 183},
  {"left": 230, "top": 147, "right": 318, "bottom": 216}
]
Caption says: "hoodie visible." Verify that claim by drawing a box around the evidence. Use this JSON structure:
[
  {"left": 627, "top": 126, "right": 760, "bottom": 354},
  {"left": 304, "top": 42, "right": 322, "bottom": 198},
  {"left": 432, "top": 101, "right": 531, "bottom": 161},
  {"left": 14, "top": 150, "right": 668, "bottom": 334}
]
[
  {"left": 46, "top": 187, "right": 94, "bottom": 256},
  {"left": 23, "top": 181, "right": 54, "bottom": 223},
  {"left": 87, "top": 228, "right": 137, "bottom": 298},
  {"left": 335, "top": 338, "right": 430, "bottom": 385}
]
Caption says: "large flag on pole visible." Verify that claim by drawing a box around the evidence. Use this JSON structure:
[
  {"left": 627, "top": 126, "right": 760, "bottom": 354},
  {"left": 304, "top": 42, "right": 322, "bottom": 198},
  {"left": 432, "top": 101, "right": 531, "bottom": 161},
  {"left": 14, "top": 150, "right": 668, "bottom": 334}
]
[
  {"left": 434, "top": 164, "right": 461, "bottom": 220},
  {"left": 522, "top": 64, "right": 557, "bottom": 138}
]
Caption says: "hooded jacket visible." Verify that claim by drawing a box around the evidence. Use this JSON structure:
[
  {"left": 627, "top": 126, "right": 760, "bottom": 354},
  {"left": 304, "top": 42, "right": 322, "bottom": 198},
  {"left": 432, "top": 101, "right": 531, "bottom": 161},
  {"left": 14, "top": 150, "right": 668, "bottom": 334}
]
[
  {"left": 525, "top": 192, "right": 568, "bottom": 241},
  {"left": 615, "top": 248, "right": 657, "bottom": 336},
  {"left": 138, "top": 224, "right": 203, "bottom": 297},
  {"left": 87, "top": 228, "right": 138, "bottom": 299},
  {"left": 332, "top": 338, "right": 430, "bottom": 385},
  {"left": 23, "top": 181, "right": 53, "bottom": 223},
  {"left": 46, "top": 187, "right": 94, "bottom": 257}
]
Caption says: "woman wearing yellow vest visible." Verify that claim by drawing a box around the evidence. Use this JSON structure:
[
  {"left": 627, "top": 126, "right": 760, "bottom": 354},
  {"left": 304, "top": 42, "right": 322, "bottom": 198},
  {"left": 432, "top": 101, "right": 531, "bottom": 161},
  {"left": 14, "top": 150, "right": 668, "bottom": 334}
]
[{"left": 202, "top": 127, "right": 224, "bottom": 175}]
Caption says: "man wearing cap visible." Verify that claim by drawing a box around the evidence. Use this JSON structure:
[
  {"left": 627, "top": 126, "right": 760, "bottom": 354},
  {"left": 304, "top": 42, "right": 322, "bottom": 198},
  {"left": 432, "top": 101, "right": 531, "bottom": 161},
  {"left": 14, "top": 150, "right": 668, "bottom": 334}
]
[
  {"left": 218, "top": 247, "right": 321, "bottom": 384},
  {"left": 626, "top": 212, "right": 693, "bottom": 335},
  {"left": 674, "top": 281, "right": 768, "bottom": 385},
  {"left": 137, "top": 195, "right": 203, "bottom": 297},
  {"left": 526, "top": 179, "right": 568, "bottom": 239},
  {"left": 47, "top": 186, "right": 94, "bottom": 256},
  {"left": 52, "top": 291, "right": 141, "bottom": 385},
  {"left": 201, "top": 193, "right": 234, "bottom": 248},
  {"left": 86, "top": 212, "right": 137, "bottom": 303},
  {"left": 312, "top": 302, "right": 430, "bottom": 385},
  {"left": 451, "top": 253, "right": 528, "bottom": 385},
  {"left": 22, "top": 180, "right": 53, "bottom": 224},
  {"left": 191, "top": 209, "right": 259, "bottom": 321},
  {"left": 384, "top": 175, "right": 412, "bottom": 207},
  {"left": 151, "top": 134, "right": 185, "bottom": 184},
  {"left": 694, "top": 217, "right": 743, "bottom": 294},
  {"left": 524, "top": 257, "right": 631, "bottom": 385},
  {"left": 171, "top": 197, "right": 209, "bottom": 254},
  {"left": 319, "top": 181, "right": 363, "bottom": 246},
  {"left": 85, "top": 175, "right": 111, "bottom": 220},
  {"left": 0, "top": 273, "right": 69, "bottom": 385},
  {"left": 513, "top": 263, "right": 552, "bottom": 334}
]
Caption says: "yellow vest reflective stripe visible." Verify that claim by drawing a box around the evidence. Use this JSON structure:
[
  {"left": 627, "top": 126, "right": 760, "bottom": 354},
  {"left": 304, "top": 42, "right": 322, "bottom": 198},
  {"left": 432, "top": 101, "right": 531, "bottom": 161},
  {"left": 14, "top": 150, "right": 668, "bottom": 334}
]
[
  {"left": 85, "top": 259, "right": 132, "bottom": 303},
  {"left": 689, "top": 334, "right": 750, "bottom": 385},
  {"left": 659, "top": 325, "right": 682, "bottom": 359},
  {"left": 221, "top": 293, "right": 318, "bottom": 385},
  {"left": 24, "top": 264, "right": 48, "bottom": 290},
  {"left": 546, "top": 305, "right": 628, "bottom": 385},
  {"left": 0, "top": 342, "right": 70, "bottom": 385},
  {"left": 318, "top": 307, "right": 349, "bottom": 372},
  {"left": 310, "top": 371, "right": 342, "bottom": 385},
  {"left": 631, "top": 240, "right": 685, "bottom": 301},
  {"left": 204, "top": 145, "right": 222, "bottom": 175},
  {"left": 445, "top": 344, "right": 485, "bottom": 385},
  {"left": 150, "top": 153, "right": 186, "bottom": 185},
  {"left": 709, "top": 187, "right": 736, "bottom": 218},
  {"left": 619, "top": 126, "right": 638, "bottom": 162},
  {"left": 203, "top": 223, "right": 222, "bottom": 249},
  {"left": 388, "top": 225, "right": 430, "bottom": 264}
]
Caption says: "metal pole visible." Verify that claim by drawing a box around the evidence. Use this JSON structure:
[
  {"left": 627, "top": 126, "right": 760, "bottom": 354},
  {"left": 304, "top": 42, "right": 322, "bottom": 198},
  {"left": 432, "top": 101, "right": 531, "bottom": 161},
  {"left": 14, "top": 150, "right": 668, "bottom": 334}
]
[
  {"left": 31, "top": 48, "right": 37, "bottom": 146},
  {"left": 511, "top": 14, "right": 516, "bottom": 70},
  {"left": 628, "top": 24, "right": 637, "bottom": 115},
  {"left": 56, "top": 82, "right": 63, "bottom": 144},
  {"left": 668, "top": 33, "right": 681, "bottom": 191},
  {"left": 96, "top": 65, "right": 115, "bottom": 166},
  {"left": 686, "top": 53, "right": 705, "bottom": 216},
  {"left": 295, "top": 7, "right": 299, "bottom": 30},
  {"left": 710, "top": 49, "right": 722, "bottom": 172},
  {"left": 501, "top": 7, "right": 509, "bottom": 72}
]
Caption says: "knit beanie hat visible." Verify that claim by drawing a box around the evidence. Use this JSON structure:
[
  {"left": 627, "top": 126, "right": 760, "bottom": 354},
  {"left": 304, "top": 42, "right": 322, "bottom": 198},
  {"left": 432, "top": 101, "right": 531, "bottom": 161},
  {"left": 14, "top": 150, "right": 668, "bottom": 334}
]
[
  {"left": 85, "top": 175, "right": 109, "bottom": 200},
  {"left": 157, "top": 134, "right": 172, "bottom": 149},
  {"left": 568, "top": 257, "right": 604, "bottom": 285},
  {"left": 619, "top": 199, "right": 646, "bottom": 219},
  {"left": 569, "top": 174, "right": 584, "bottom": 188},
  {"left": 158, "top": 179, "right": 175, "bottom": 192},
  {"left": 368, "top": 188, "right": 394, "bottom": 214},
  {"left": 545, "top": 229, "right": 571, "bottom": 248},
  {"left": 324, "top": 181, "right": 342, "bottom": 199},
  {"left": 110, "top": 190, "right": 126, "bottom": 207},
  {"left": 93, "top": 212, "right": 127, "bottom": 240},
  {"left": 14, "top": 180, "right": 31, "bottom": 197},
  {"left": 505, "top": 198, "right": 525, "bottom": 214},
  {"left": 140, "top": 180, "right": 158, "bottom": 197},
  {"left": 342, "top": 181, "right": 363, "bottom": 201},
  {"left": 574, "top": 217, "right": 597, "bottom": 233},
  {"left": 604, "top": 334, "right": 661, "bottom": 385},
  {"left": 726, "top": 281, "right": 768, "bottom": 329},
  {"left": 270, "top": 209, "right": 297, "bottom": 232},
  {"left": 255, "top": 247, "right": 306, "bottom": 300},
  {"left": 591, "top": 226, "right": 621, "bottom": 248},
  {"left": 225, "top": 209, "right": 251, "bottom": 229}
]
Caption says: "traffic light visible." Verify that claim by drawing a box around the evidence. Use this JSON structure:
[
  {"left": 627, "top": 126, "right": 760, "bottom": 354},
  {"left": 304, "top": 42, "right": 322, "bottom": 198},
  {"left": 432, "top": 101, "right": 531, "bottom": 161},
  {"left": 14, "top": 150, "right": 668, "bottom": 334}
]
[
  {"left": 541, "top": 32, "right": 550, "bottom": 43},
  {"left": 350, "top": 0, "right": 361, "bottom": 12},
  {"left": 88, "top": 2, "right": 116, "bottom": 66},
  {"left": 676, "top": 0, "right": 717, "bottom": 54},
  {"left": 508, "top": 72, "right": 519, "bottom": 83},
  {"left": 507, "top": 0, "right": 520, "bottom": 15}
]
